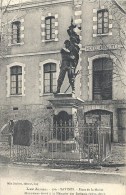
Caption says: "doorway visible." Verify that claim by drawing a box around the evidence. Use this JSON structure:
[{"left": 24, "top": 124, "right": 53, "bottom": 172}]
[{"left": 84, "top": 110, "right": 113, "bottom": 141}]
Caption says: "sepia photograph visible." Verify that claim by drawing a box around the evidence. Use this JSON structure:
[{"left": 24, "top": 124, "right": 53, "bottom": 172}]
[{"left": 0, "top": 0, "right": 126, "bottom": 194}]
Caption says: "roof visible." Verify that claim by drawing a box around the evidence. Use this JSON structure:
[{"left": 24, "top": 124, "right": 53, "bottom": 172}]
[
  {"left": 3, "top": 0, "right": 126, "bottom": 13},
  {"left": 3, "top": 0, "right": 70, "bottom": 6},
  {"left": 2, "top": 0, "right": 72, "bottom": 10}
]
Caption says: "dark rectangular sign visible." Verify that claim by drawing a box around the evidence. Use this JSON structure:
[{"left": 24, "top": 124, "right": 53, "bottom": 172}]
[{"left": 13, "top": 120, "right": 32, "bottom": 146}]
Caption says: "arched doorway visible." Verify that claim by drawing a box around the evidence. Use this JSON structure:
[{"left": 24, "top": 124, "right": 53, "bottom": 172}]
[
  {"left": 84, "top": 110, "right": 113, "bottom": 141},
  {"left": 53, "top": 111, "right": 73, "bottom": 141}
]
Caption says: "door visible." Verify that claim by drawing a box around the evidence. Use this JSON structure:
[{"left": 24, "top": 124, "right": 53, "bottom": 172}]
[{"left": 85, "top": 110, "right": 113, "bottom": 141}]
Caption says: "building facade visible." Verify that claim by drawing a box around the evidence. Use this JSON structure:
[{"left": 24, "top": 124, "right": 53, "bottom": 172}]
[{"left": 0, "top": 0, "right": 126, "bottom": 142}]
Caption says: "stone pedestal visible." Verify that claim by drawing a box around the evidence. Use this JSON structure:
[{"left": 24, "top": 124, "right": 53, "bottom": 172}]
[
  {"left": 49, "top": 93, "right": 84, "bottom": 115},
  {"left": 48, "top": 93, "right": 84, "bottom": 160}
]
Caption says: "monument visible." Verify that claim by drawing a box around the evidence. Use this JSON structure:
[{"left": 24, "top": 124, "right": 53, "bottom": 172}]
[
  {"left": 48, "top": 20, "right": 84, "bottom": 160},
  {"left": 56, "top": 19, "right": 81, "bottom": 94}
]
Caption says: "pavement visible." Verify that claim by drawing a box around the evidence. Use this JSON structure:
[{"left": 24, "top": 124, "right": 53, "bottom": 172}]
[
  {"left": 0, "top": 143, "right": 125, "bottom": 176},
  {"left": 0, "top": 163, "right": 125, "bottom": 183},
  {"left": 0, "top": 163, "right": 125, "bottom": 195},
  {"left": 0, "top": 143, "right": 125, "bottom": 195}
]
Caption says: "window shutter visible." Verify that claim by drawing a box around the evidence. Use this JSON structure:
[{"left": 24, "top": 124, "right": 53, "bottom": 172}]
[
  {"left": 8, "top": 18, "right": 24, "bottom": 45},
  {"left": 20, "top": 18, "right": 25, "bottom": 45}
]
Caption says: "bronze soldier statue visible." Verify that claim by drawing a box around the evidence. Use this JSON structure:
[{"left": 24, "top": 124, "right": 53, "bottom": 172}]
[
  {"left": 56, "top": 20, "right": 81, "bottom": 93},
  {"left": 56, "top": 40, "right": 75, "bottom": 93}
]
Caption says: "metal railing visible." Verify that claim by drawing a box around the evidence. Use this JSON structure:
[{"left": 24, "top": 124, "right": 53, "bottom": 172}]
[{"left": 9, "top": 120, "right": 111, "bottom": 164}]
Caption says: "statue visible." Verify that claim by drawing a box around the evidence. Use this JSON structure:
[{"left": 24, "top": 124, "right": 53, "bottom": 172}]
[{"left": 56, "top": 19, "right": 81, "bottom": 93}]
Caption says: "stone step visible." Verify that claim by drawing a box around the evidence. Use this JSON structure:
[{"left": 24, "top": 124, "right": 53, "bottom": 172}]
[
  {"left": 0, "top": 141, "right": 10, "bottom": 158},
  {"left": 0, "top": 137, "right": 9, "bottom": 142},
  {"left": 0, "top": 134, "right": 9, "bottom": 142},
  {"left": 0, "top": 140, "right": 8, "bottom": 144},
  {"left": 0, "top": 139, "right": 10, "bottom": 148},
  {"left": 0, "top": 142, "right": 9, "bottom": 146}
]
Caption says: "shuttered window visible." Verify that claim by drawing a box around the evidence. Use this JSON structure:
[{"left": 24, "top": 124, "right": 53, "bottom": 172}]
[{"left": 12, "top": 21, "right": 21, "bottom": 44}]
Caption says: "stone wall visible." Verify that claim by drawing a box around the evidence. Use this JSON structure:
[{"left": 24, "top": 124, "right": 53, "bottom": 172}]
[{"left": 0, "top": 103, "right": 53, "bottom": 134}]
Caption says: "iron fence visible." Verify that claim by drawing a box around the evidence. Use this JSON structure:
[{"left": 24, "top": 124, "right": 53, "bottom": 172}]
[{"left": 10, "top": 120, "right": 111, "bottom": 164}]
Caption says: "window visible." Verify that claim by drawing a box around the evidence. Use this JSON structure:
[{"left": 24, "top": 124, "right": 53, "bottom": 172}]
[
  {"left": 45, "top": 16, "right": 55, "bottom": 40},
  {"left": 93, "top": 58, "right": 112, "bottom": 100},
  {"left": 97, "top": 9, "right": 109, "bottom": 34},
  {"left": 10, "top": 66, "right": 22, "bottom": 95},
  {"left": 44, "top": 63, "right": 56, "bottom": 93},
  {"left": 12, "top": 21, "right": 21, "bottom": 44}
]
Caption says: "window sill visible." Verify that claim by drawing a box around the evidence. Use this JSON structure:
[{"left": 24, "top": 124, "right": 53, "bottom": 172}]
[
  {"left": 10, "top": 42, "right": 24, "bottom": 46},
  {"left": 44, "top": 39, "right": 58, "bottom": 43},
  {"left": 42, "top": 93, "right": 54, "bottom": 96},
  {"left": 9, "top": 94, "right": 23, "bottom": 97},
  {"left": 93, "top": 33, "right": 111, "bottom": 37},
  {"left": 45, "top": 39, "right": 55, "bottom": 42},
  {"left": 97, "top": 33, "right": 109, "bottom": 36}
]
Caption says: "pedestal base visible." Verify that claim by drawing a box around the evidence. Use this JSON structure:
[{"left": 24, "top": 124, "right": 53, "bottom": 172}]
[
  {"left": 49, "top": 93, "right": 84, "bottom": 108},
  {"left": 48, "top": 139, "right": 80, "bottom": 160},
  {"left": 48, "top": 93, "right": 84, "bottom": 161},
  {"left": 47, "top": 151, "right": 80, "bottom": 160}
]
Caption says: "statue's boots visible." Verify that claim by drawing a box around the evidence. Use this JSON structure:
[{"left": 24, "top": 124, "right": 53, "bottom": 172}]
[
  {"left": 72, "top": 86, "right": 75, "bottom": 93},
  {"left": 71, "top": 79, "right": 75, "bottom": 93},
  {"left": 55, "top": 86, "right": 61, "bottom": 93}
]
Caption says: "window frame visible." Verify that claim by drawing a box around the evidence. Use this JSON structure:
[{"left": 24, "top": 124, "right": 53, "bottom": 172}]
[
  {"left": 10, "top": 66, "right": 22, "bottom": 95},
  {"left": 43, "top": 63, "right": 57, "bottom": 94},
  {"left": 45, "top": 16, "right": 55, "bottom": 40},
  {"left": 97, "top": 9, "right": 109, "bottom": 34},
  {"left": 7, "top": 62, "right": 25, "bottom": 97},
  {"left": 11, "top": 21, "right": 21, "bottom": 44}
]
